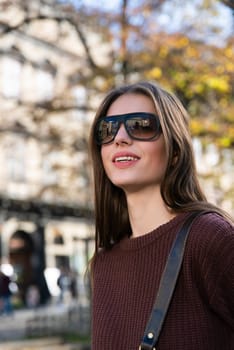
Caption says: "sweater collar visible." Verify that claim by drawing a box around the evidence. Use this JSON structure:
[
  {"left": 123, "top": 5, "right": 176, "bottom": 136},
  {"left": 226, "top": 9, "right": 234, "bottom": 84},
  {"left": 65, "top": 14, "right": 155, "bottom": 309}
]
[{"left": 118, "top": 212, "right": 188, "bottom": 251}]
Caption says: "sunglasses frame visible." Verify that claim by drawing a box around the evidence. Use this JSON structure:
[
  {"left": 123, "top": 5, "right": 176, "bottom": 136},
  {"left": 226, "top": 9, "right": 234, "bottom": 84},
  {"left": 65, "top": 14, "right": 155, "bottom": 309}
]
[{"left": 95, "top": 112, "right": 162, "bottom": 145}]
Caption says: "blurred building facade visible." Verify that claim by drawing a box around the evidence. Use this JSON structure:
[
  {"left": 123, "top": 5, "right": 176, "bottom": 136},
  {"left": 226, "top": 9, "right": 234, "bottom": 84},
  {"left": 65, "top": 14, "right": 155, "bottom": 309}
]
[{"left": 0, "top": 1, "right": 113, "bottom": 305}]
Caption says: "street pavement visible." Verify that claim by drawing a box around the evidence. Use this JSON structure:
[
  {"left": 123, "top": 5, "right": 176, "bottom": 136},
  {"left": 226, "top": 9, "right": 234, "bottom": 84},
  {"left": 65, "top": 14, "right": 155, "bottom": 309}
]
[
  {"left": 0, "top": 337, "right": 78, "bottom": 350},
  {"left": 0, "top": 308, "right": 35, "bottom": 341},
  {"left": 0, "top": 304, "right": 90, "bottom": 349}
]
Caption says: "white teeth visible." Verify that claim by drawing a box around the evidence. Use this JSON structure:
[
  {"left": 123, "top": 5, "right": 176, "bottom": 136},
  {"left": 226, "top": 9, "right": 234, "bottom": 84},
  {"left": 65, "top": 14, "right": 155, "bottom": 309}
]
[{"left": 115, "top": 156, "right": 138, "bottom": 162}]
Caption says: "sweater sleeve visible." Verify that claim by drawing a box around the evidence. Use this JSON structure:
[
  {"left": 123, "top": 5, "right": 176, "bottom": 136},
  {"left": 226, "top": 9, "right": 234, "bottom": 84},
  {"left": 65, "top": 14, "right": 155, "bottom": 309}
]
[
  {"left": 192, "top": 213, "right": 234, "bottom": 331},
  {"left": 209, "top": 225, "right": 234, "bottom": 330},
  {"left": 210, "top": 253, "right": 234, "bottom": 330}
]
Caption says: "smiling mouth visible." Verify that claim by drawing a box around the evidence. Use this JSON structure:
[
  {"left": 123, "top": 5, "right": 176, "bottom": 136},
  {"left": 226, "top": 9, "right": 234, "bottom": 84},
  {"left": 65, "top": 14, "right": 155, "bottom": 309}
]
[{"left": 114, "top": 156, "right": 139, "bottom": 162}]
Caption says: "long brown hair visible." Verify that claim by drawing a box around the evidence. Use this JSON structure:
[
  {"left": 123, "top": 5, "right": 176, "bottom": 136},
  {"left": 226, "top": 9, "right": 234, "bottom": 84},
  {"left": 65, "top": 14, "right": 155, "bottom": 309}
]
[{"left": 89, "top": 81, "right": 231, "bottom": 252}]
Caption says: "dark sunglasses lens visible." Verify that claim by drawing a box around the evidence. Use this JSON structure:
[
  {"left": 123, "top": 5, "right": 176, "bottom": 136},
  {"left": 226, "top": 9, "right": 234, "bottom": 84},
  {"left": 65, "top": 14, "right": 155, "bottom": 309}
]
[
  {"left": 126, "top": 116, "right": 159, "bottom": 140},
  {"left": 96, "top": 119, "right": 119, "bottom": 144},
  {"left": 95, "top": 114, "right": 161, "bottom": 144}
]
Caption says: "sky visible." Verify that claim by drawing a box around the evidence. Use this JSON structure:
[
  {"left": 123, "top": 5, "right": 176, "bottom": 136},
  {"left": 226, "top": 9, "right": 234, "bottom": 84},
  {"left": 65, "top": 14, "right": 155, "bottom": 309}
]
[
  {"left": 156, "top": 0, "right": 233, "bottom": 45},
  {"left": 77, "top": 0, "right": 233, "bottom": 46}
]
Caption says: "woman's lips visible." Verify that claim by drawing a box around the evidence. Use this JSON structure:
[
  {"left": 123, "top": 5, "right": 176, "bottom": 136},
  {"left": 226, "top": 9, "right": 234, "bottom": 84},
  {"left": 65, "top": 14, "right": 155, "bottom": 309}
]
[
  {"left": 112, "top": 152, "right": 140, "bottom": 163},
  {"left": 112, "top": 152, "right": 140, "bottom": 168},
  {"left": 114, "top": 156, "right": 139, "bottom": 162}
]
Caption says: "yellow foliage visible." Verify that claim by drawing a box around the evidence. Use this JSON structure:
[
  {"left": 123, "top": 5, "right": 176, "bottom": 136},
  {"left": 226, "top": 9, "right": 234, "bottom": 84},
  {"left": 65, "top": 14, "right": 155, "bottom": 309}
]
[
  {"left": 224, "top": 47, "right": 233, "bottom": 58},
  {"left": 229, "top": 126, "right": 234, "bottom": 137},
  {"left": 147, "top": 67, "right": 162, "bottom": 79},
  {"left": 206, "top": 77, "right": 230, "bottom": 93},
  {"left": 190, "top": 120, "right": 234, "bottom": 145},
  {"left": 178, "top": 37, "right": 189, "bottom": 47},
  {"left": 185, "top": 88, "right": 195, "bottom": 99},
  {"left": 190, "top": 120, "right": 204, "bottom": 134},
  {"left": 140, "top": 52, "right": 153, "bottom": 63},
  {"left": 216, "top": 66, "right": 225, "bottom": 74},
  {"left": 220, "top": 98, "right": 228, "bottom": 107},
  {"left": 159, "top": 47, "right": 168, "bottom": 58},
  {"left": 207, "top": 123, "right": 219, "bottom": 133},
  {"left": 225, "top": 62, "right": 234, "bottom": 72},
  {"left": 192, "top": 83, "right": 204, "bottom": 94},
  {"left": 186, "top": 46, "right": 198, "bottom": 58},
  {"left": 218, "top": 137, "right": 232, "bottom": 148}
]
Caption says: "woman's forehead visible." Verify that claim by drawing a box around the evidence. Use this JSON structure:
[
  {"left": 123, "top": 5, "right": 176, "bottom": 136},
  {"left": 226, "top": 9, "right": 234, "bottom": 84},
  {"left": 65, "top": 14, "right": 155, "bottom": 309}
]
[{"left": 106, "top": 93, "right": 156, "bottom": 116}]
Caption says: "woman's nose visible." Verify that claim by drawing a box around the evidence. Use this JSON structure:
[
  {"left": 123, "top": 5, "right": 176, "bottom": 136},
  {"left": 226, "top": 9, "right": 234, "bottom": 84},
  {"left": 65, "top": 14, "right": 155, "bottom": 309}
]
[{"left": 114, "top": 123, "right": 132, "bottom": 145}]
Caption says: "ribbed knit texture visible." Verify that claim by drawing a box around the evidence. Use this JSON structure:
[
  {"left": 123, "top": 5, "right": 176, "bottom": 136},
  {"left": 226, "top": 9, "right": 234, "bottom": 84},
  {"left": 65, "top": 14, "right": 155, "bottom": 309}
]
[{"left": 92, "top": 212, "right": 234, "bottom": 350}]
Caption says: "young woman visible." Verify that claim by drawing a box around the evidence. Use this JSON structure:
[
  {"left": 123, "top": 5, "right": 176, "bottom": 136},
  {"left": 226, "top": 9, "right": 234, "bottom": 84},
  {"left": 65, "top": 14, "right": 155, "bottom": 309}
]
[{"left": 89, "top": 81, "right": 234, "bottom": 349}]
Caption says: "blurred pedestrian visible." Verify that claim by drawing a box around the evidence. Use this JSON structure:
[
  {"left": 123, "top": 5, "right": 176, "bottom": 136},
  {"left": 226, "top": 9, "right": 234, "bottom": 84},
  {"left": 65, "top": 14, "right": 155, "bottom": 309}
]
[
  {"left": 25, "top": 284, "right": 40, "bottom": 309},
  {"left": 0, "top": 270, "right": 13, "bottom": 316},
  {"left": 57, "top": 266, "right": 74, "bottom": 304}
]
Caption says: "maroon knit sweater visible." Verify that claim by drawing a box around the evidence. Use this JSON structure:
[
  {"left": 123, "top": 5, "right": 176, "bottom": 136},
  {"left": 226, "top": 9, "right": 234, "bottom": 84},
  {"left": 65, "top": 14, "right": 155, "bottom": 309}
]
[{"left": 92, "top": 212, "right": 234, "bottom": 350}]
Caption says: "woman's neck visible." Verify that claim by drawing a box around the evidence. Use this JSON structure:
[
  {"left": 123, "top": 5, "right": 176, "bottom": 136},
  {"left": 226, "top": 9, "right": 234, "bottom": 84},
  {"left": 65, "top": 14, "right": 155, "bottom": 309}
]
[{"left": 126, "top": 187, "right": 176, "bottom": 238}]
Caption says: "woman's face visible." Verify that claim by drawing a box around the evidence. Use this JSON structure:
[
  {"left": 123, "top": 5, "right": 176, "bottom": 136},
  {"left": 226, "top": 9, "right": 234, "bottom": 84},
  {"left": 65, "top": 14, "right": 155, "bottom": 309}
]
[{"left": 100, "top": 93, "right": 168, "bottom": 193}]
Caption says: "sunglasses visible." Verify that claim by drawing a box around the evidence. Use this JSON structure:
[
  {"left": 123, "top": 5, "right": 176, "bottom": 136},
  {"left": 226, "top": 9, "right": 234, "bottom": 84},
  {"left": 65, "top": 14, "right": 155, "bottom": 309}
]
[{"left": 95, "top": 112, "right": 162, "bottom": 145}]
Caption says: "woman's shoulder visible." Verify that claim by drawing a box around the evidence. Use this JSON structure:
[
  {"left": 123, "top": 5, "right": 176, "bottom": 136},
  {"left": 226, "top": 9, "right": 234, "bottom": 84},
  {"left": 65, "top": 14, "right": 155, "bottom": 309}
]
[
  {"left": 187, "top": 211, "right": 234, "bottom": 265},
  {"left": 184, "top": 212, "right": 234, "bottom": 305},
  {"left": 91, "top": 246, "right": 112, "bottom": 267},
  {"left": 191, "top": 211, "right": 233, "bottom": 237}
]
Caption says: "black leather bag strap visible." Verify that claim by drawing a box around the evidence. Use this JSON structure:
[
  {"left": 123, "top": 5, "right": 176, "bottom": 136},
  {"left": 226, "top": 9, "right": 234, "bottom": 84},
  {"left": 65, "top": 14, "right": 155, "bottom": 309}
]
[{"left": 139, "top": 210, "right": 207, "bottom": 350}]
